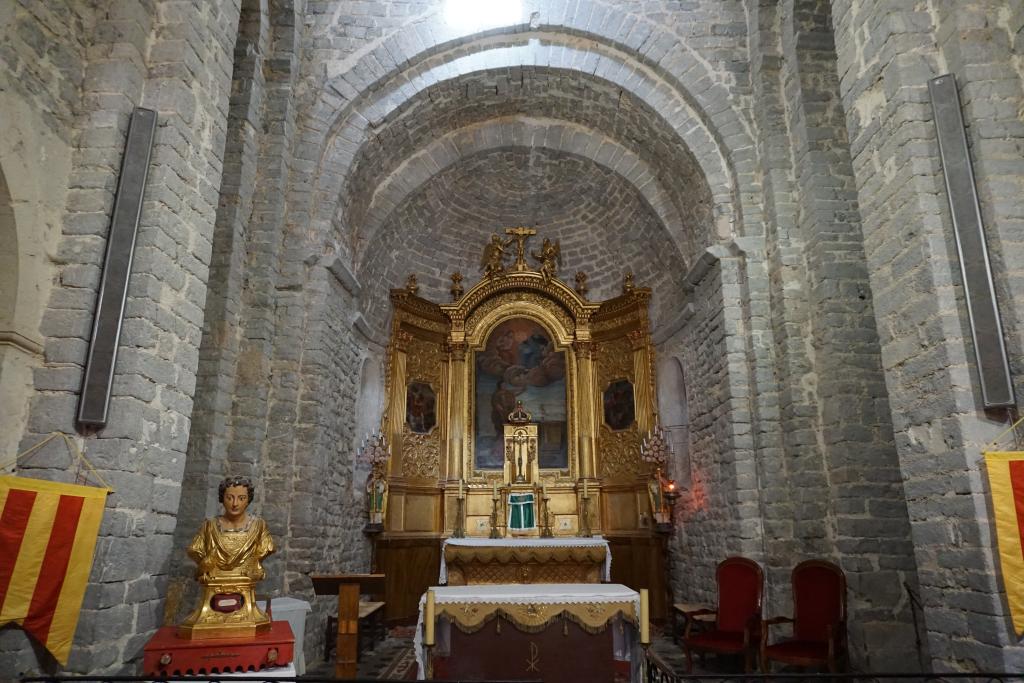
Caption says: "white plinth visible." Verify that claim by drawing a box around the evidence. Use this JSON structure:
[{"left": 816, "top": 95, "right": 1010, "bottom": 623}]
[{"left": 257, "top": 597, "right": 312, "bottom": 675}]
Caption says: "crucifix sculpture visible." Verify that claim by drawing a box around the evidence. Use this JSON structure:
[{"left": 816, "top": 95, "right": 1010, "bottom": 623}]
[{"left": 504, "top": 226, "right": 537, "bottom": 272}]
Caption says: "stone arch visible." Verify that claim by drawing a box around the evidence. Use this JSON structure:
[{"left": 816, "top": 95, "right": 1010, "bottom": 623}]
[
  {"left": 291, "top": 8, "right": 760, "bottom": 258},
  {"left": 0, "top": 89, "right": 72, "bottom": 470},
  {"left": 353, "top": 116, "right": 688, "bottom": 268},
  {"left": 319, "top": 38, "right": 740, "bottom": 244}
]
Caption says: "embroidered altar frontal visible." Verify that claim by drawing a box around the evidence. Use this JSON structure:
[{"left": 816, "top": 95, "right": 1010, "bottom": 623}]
[
  {"left": 441, "top": 538, "right": 611, "bottom": 585},
  {"left": 415, "top": 584, "right": 640, "bottom": 683}
]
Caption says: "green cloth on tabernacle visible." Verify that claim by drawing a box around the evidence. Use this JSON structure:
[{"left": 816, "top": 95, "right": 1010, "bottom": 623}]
[{"left": 508, "top": 492, "right": 536, "bottom": 530}]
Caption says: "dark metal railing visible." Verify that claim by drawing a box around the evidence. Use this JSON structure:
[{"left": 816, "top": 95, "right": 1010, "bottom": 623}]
[
  {"left": 646, "top": 675, "right": 1020, "bottom": 683},
  {"left": 21, "top": 678, "right": 538, "bottom": 683},
  {"left": 645, "top": 662, "right": 1020, "bottom": 683},
  {"left": 19, "top": 673, "right": 1023, "bottom": 683}
]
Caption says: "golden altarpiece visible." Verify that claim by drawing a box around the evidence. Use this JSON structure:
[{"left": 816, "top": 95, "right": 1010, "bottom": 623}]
[{"left": 371, "top": 229, "right": 671, "bottom": 620}]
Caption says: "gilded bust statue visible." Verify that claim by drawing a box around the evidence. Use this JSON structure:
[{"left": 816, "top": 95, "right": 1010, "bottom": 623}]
[{"left": 178, "top": 475, "right": 275, "bottom": 639}]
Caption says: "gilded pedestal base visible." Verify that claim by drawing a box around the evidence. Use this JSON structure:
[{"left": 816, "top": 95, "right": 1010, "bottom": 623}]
[{"left": 178, "top": 576, "right": 271, "bottom": 640}]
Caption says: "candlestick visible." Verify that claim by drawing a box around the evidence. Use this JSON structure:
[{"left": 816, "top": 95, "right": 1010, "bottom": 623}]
[
  {"left": 424, "top": 589, "right": 436, "bottom": 646},
  {"left": 639, "top": 588, "right": 650, "bottom": 644}
]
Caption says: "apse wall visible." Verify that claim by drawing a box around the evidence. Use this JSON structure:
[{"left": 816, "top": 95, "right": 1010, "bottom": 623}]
[{"left": 356, "top": 147, "right": 690, "bottom": 334}]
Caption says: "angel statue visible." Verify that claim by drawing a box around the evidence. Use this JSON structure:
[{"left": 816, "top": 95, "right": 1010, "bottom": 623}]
[
  {"left": 481, "top": 233, "right": 512, "bottom": 277},
  {"left": 531, "top": 237, "right": 562, "bottom": 282}
]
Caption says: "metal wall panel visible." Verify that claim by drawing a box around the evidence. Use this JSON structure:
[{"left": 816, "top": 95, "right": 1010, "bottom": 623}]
[
  {"left": 929, "top": 74, "right": 1015, "bottom": 408},
  {"left": 78, "top": 107, "right": 157, "bottom": 426}
]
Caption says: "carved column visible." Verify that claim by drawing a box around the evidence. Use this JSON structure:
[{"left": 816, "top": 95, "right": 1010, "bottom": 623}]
[
  {"left": 388, "top": 331, "right": 410, "bottom": 474},
  {"left": 446, "top": 339, "right": 468, "bottom": 482},
  {"left": 573, "top": 337, "right": 597, "bottom": 481}
]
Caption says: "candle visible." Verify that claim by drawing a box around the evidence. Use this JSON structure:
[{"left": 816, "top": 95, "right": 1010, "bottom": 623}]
[
  {"left": 492, "top": 482, "right": 498, "bottom": 500},
  {"left": 639, "top": 588, "right": 650, "bottom": 644},
  {"left": 424, "top": 589, "right": 436, "bottom": 646},
  {"left": 583, "top": 479, "right": 588, "bottom": 498},
  {"left": 459, "top": 479, "right": 464, "bottom": 498},
  {"left": 542, "top": 483, "right": 548, "bottom": 498}
]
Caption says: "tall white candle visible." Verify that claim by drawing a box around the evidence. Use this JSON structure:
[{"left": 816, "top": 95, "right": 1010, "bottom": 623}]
[
  {"left": 459, "top": 479, "right": 464, "bottom": 498},
  {"left": 583, "top": 479, "right": 588, "bottom": 498},
  {"left": 492, "top": 481, "right": 498, "bottom": 500},
  {"left": 424, "top": 589, "right": 436, "bottom": 646},
  {"left": 639, "top": 588, "right": 650, "bottom": 644}
]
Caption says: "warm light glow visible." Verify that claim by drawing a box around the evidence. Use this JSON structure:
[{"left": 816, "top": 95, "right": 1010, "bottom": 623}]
[{"left": 443, "top": 0, "right": 523, "bottom": 33}]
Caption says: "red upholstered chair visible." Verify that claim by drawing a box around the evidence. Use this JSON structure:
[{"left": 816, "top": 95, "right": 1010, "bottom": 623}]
[
  {"left": 681, "top": 557, "right": 764, "bottom": 672},
  {"left": 761, "top": 559, "right": 847, "bottom": 673}
]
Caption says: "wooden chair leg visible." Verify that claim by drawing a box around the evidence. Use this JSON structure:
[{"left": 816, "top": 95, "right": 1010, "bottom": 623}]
[
  {"left": 324, "top": 616, "right": 337, "bottom": 663},
  {"left": 685, "top": 645, "right": 694, "bottom": 673}
]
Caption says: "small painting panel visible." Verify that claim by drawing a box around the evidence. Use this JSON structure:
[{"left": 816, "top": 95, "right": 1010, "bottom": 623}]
[
  {"left": 406, "top": 381, "right": 437, "bottom": 434},
  {"left": 603, "top": 379, "right": 635, "bottom": 431}
]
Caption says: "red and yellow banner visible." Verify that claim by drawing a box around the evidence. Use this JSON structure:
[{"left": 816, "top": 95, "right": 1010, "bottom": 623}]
[
  {"left": 0, "top": 475, "right": 108, "bottom": 665},
  {"left": 984, "top": 451, "right": 1024, "bottom": 635}
]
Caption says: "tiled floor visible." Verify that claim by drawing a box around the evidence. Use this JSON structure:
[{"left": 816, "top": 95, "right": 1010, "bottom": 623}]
[
  {"left": 307, "top": 627, "right": 739, "bottom": 680},
  {"left": 306, "top": 634, "right": 417, "bottom": 679}
]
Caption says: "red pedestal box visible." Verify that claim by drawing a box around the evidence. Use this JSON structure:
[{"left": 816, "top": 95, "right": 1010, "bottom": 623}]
[{"left": 143, "top": 621, "right": 294, "bottom": 676}]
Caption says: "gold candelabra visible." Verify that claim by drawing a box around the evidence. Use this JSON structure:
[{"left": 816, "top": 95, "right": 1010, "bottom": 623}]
[
  {"left": 489, "top": 487, "right": 502, "bottom": 539},
  {"left": 578, "top": 481, "right": 592, "bottom": 538},
  {"left": 540, "top": 488, "right": 553, "bottom": 538},
  {"left": 453, "top": 495, "right": 466, "bottom": 538}
]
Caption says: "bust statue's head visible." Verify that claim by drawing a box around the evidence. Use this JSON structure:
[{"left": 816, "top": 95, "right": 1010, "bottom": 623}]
[{"left": 218, "top": 475, "right": 255, "bottom": 524}]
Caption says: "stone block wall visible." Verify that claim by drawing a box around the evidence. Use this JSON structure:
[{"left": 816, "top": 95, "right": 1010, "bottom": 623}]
[
  {"left": 667, "top": 251, "right": 766, "bottom": 606},
  {"left": 1, "top": 0, "right": 243, "bottom": 675},
  {"left": 831, "top": 0, "right": 1024, "bottom": 671}
]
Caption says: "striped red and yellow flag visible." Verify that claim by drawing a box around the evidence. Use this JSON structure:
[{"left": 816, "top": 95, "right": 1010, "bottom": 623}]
[
  {"left": 0, "top": 475, "right": 108, "bottom": 665},
  {"left": 984, "top": 451, "right": 1024, "bottom": 635}
]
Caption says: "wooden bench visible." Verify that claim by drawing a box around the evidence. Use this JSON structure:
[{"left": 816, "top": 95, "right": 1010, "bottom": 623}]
[{"left": 323, "top": 601, "right": 387, "bottom": 663}]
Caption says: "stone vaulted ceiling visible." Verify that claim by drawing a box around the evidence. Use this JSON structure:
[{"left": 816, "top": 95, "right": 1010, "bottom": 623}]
[{"left": 330, "top": 58, "right": 719, "bottom": 337}]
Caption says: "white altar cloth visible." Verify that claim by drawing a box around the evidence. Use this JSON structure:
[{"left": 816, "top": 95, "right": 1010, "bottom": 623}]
[
  {"left": 414, "top": 583, "right": 640, "bottom": 681},
  {"left": 439, "top": 537, "right": 612, "bottom": 584}
]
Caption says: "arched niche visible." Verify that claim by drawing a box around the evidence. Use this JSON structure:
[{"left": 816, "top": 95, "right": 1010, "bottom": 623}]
[
  {"left": 656, "top": 355, "right": 691, "bottom": 486},
  {"left": 352, "top": 353, "right": 386, "bottom": 496},
  {"left": 0, "top": 165, "right": 16, "bottom": 335}
]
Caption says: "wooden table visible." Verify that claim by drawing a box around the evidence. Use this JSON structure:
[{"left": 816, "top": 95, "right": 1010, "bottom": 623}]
[{"left": 310, "top": 573, "right": 385, "bottom": 678}]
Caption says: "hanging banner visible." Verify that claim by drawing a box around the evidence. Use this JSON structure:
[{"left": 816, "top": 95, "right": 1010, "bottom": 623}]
[
  {"left": 984, "top": 451, "right": 1024, "bottom": 634},
  {"left": 0, "top": 475, "right": 108, "bottom": 665}
]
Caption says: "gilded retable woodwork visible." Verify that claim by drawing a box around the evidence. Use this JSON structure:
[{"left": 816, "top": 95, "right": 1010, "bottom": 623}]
[{"left": 380, "top": 231, "right": 660, "bottom": 539}]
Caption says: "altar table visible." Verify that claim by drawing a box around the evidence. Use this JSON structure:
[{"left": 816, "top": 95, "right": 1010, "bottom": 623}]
[
  {"left": 414, "top": 584, "right": 640, "bottom": 682},
  {"left": 440, "top": 537, "right": 612, "bottom": 585}
]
